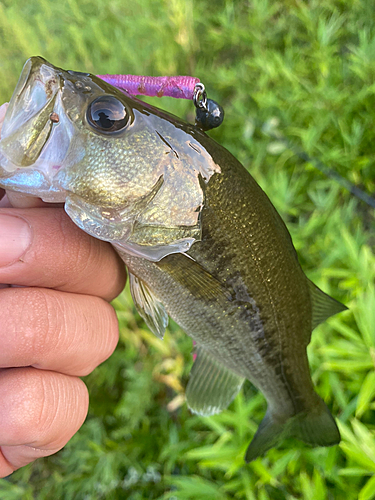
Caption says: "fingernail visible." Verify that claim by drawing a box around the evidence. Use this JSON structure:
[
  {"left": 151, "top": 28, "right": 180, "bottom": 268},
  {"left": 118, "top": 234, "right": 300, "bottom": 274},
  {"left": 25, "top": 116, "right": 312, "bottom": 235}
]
[{"left": 0, "top": 214, "right": 32, "bottom": 267}]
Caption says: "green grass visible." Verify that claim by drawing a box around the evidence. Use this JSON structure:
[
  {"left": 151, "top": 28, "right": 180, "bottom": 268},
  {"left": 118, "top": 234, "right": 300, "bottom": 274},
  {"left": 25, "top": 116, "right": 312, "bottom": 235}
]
[{"left": 0, "top": 0, "right": 375, "bottom": 498}]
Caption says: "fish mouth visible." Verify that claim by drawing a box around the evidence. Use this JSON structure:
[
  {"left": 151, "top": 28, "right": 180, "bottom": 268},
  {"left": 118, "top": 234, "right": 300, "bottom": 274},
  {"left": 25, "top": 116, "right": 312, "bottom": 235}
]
[
  {"left": 0, "top": 57, "right": 208, "bottom": 261},
  {"left": 0, "top": 57, "right": 74, "bottom": 200},
  {"left": 1, "top": 57, "right": 61, "bottom": 165}
]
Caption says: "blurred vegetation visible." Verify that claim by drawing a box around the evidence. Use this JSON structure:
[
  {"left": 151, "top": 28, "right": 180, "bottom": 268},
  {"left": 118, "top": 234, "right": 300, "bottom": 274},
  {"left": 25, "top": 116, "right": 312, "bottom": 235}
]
[{"left": 0, "top": 0, "right": 374, "bottom": 498}]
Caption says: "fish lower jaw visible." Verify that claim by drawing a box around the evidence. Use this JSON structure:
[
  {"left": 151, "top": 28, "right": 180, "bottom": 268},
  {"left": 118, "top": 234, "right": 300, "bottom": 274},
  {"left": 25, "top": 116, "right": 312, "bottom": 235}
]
[
  {"left": 0, "top": 165, "right": 68, "bottom": 202},
  {"left": 0, "top": 87, "right": 75, "bottom": 193}
]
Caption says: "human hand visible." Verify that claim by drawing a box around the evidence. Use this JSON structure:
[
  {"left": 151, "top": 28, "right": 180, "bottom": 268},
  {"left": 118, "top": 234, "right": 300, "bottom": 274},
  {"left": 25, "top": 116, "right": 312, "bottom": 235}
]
[{"left": 0, "top": 189, "right": 126, "bottom": 476}]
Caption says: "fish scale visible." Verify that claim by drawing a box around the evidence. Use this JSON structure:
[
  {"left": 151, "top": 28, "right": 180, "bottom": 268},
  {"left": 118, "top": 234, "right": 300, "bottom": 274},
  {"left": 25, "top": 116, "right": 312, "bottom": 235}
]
[
  {"left": 0, "top": 57, "right": 347, "bottom": 461},
  {"left": 118, "top": 141, "right": 315, "bottom": 414},
  {"left": 120, "top": 251, "right": 298, "bottom": 418}
]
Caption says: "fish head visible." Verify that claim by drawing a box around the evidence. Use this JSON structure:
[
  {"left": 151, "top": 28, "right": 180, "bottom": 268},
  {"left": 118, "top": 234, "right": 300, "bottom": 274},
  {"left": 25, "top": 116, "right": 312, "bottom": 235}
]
[{"left": 0, "top": 57, "right": 220, "bottom": 260}]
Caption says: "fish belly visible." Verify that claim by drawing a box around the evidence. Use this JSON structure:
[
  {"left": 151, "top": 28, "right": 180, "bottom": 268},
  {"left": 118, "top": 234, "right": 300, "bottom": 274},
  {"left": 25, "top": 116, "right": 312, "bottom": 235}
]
[{"left": 119, "top": 250, "right": 311, "bottom": 417}]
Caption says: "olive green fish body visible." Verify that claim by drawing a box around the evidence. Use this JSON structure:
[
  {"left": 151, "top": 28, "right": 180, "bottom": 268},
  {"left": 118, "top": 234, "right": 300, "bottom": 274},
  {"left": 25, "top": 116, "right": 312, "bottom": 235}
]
[
  {"left": 0, "top": 57, "right": 347, "bottom": 461},
  {"left": 121, "top": 145, "right": 313, "bottom": 396},
  {"left": 118, "top": 140, "right": 341, "bottom": 459}
]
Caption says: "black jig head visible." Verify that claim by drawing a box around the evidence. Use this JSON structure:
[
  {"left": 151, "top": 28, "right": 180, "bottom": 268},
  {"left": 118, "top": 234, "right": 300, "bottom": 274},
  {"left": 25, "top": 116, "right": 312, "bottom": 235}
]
[{"left": 194, "top": 83, "right": 224, "bottom": 131}]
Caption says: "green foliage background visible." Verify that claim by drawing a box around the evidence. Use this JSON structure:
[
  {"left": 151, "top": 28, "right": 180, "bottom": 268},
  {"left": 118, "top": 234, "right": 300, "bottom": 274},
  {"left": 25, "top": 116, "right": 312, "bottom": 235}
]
[{"left": 0, "top": 0, "right": 374, "bottom": 498}]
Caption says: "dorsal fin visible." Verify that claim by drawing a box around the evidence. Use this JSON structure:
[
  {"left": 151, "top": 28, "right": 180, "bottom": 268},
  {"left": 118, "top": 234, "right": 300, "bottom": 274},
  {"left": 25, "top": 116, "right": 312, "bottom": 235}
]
[
  {"left": 308, "top": 280, "right": 347, "bottom": 330},
  {"left": 129, "top": 272, "right": 169, "bottom": 339},
  {"left": 186, "top": 346, "right": 245, "bottom": 416}
]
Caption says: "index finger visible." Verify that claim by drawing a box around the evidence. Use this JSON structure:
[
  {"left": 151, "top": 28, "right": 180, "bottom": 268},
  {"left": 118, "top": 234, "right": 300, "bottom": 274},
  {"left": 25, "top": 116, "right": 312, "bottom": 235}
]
[{"left": 0, "top": 207, "right": 126, "bottom": 301}]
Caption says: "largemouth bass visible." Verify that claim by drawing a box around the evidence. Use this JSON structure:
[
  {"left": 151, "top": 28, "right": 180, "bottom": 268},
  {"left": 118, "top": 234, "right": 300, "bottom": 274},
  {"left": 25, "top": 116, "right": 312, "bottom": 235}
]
[{"left": 0, "top": 57, "right": 347, "bottom": 461}]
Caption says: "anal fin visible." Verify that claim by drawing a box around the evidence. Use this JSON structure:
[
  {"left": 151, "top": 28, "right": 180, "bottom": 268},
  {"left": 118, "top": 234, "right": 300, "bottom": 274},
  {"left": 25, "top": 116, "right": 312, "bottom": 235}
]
[
  {"left": 186, "top": 346, "right": 244, "bottom": 416},
  {"left": 129, "top": 272, "right": 168, "bottom": 339}
]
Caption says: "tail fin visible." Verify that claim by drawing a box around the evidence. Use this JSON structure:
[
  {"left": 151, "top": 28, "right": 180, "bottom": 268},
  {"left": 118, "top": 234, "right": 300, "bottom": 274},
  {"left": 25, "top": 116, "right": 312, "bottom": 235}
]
[
  {"left": 292, "top": 399, "right": 340, "bottom": 448},
  {"left": 245, "top": 397, "right": 340, "bottom": 462}
]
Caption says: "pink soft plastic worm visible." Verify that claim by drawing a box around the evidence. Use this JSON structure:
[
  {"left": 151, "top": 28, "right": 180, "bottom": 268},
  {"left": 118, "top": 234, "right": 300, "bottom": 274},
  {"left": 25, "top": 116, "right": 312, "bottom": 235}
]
[{"left": 96, "top": 74, "right": 200, "bottom": 100}]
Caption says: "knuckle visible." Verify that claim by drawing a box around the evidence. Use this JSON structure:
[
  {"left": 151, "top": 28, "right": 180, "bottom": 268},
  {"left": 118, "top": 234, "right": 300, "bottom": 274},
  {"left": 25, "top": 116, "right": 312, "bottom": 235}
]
[
  {"left": 0, "top": 288, "right": 119, "bottom": 376},
  {"left": 19, "top": 289, "right": 64, "bottom": 363},
  {"left": 0, "top": 289, "right": 54, "bottom": 364},
  {"left": 27, "top": 290, "right": 59, "bottom": 360},
  {"left": 1, "top": 369, "right": 49, "bottom": 443},
  {"left": 54, "top": 214, "right": 94, "bottom": 284},
  {"left": 0, "top": 369, "right": 88, "bottom": 448},
  {"left": 36, "top": 211, "right": 97, "bottom": 291}
]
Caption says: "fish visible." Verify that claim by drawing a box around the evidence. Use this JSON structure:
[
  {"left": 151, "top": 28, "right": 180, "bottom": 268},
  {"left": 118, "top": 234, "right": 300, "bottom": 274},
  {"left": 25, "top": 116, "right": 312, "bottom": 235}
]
[{"left": 0, "top": 57, "right": 347, "bottom": 461}]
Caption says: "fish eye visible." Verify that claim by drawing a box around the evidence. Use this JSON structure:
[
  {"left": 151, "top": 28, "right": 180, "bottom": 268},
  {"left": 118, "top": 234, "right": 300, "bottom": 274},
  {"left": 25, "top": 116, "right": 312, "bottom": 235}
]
[{"left": 86, "top": 96, "right": 129, "bottom": 133}]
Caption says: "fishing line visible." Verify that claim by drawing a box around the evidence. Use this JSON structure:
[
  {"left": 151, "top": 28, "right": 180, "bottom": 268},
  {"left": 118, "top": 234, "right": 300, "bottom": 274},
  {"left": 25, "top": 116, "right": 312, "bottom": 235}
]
[
  {"left": 265, "top": 131, "right": 375, "bottom": 210},
  {"left": 98, "top": 72, "right": 373, "bottom": 209}
]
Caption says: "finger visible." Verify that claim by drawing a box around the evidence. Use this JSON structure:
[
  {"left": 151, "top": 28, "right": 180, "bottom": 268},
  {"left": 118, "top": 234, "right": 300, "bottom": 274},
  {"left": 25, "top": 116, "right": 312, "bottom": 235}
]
[
  {"left": 0, "top": 367, "right": 88, "bottom": 476},
  {"left": 5, "top": 190, "right": 65, "bottom": 209},
  {"left": 0, "top": 207, "right": 126, "bottom": 301},
  {"left": 0, "top": 287, "right": 119, "bottom": 376},
  {"left": 6, "top": 191, "right": 50, "bottom": 208},
  {"left": 0, "top": 195, "right": 9, "bottom": 209}
]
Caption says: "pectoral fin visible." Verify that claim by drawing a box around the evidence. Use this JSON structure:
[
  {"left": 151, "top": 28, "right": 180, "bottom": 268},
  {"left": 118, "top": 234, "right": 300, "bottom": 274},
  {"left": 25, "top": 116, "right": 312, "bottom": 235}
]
[
  {"left": 308, "top": 280, "right": 348, "bottom": 330},
  {"left": 157, "top": 253, "right": 233, "bottom": 302},
  {"left": 186, "top": 346, "right": 245, "bottom": 416},
  {"left": 129, "top": 272, "right": 168, "bottom": 339}
]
